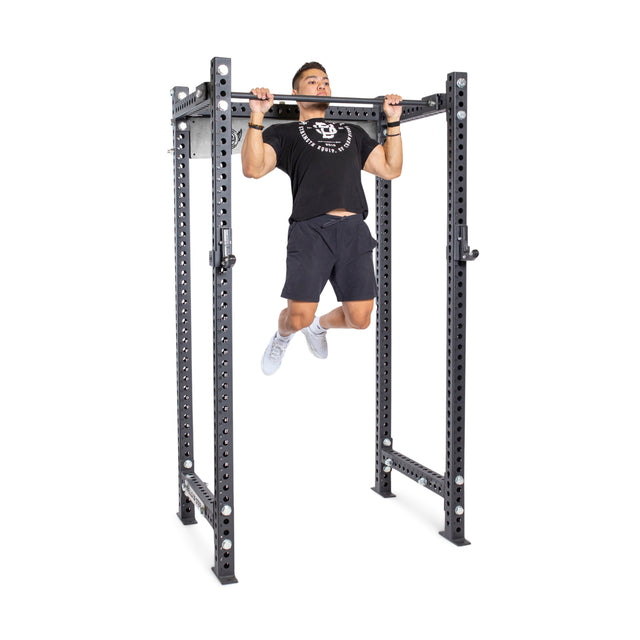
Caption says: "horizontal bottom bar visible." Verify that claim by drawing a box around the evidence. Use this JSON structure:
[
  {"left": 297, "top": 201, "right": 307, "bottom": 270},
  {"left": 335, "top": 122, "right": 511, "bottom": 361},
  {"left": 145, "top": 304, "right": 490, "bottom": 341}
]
[
  {"left": 181, "top": 472, "right": 215, "bottom": 527},
  {"left": 386, "top": 450, "right": 444, "bottom": 496}
]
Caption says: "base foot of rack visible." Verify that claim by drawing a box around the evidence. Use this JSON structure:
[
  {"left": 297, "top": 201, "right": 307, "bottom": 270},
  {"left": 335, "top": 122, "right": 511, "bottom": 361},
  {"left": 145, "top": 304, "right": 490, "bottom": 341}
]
[
  {"left": 439, "top": 531, "right": 471, "bottom": 546},
  {"left": 176, "top": 512, "right": 197, "bottom": 526},
  {"left": 371, "top": 487, "right": 396, "bottom": 498},
  {"left": 212, "top": 568, "right": 238, "bottom": 585}
]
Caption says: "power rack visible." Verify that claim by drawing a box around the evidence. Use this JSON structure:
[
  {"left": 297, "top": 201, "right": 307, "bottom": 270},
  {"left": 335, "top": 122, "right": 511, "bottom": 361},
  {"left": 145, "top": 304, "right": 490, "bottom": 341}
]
[{"left": 171, "top": 57, "right": 478, "bottom": 584}]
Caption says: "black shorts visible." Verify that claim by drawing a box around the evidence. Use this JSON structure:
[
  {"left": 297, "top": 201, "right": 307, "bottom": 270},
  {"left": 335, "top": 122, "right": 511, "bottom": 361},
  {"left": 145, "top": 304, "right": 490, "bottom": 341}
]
[{"left": 281, "top": 213, "right": 378, "bottom": 303}]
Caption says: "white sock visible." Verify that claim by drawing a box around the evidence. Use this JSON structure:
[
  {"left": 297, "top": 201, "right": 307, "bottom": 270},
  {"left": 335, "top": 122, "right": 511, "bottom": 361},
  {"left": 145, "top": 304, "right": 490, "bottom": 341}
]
[
  {"left": 310, "top": 316, "right": 327, "bottom": 334},
  {"left": 277, "top": 331, "right": 292, "bottom": 342}
]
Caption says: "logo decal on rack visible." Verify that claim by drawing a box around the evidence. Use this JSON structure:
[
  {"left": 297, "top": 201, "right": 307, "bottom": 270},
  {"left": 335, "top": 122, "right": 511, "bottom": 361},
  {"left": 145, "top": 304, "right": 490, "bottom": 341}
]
[{"left": 231, "top": 127, "right": 243, "bottom": 150}]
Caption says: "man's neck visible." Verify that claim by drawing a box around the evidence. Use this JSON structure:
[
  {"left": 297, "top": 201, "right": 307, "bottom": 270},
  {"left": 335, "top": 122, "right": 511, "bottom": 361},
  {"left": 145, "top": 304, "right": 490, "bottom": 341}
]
[{"left": 298, "top": 105, "right": 327, "bottom": 122}]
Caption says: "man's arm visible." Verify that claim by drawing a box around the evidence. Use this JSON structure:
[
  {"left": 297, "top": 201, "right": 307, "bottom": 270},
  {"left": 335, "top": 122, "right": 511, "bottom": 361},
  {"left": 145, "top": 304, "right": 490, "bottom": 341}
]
[
  {"left": 364, "top": 94, "right": 403, "bottom": 180},
  {"left": 241, "top": 87, "right": 278, "bottom": 179}
]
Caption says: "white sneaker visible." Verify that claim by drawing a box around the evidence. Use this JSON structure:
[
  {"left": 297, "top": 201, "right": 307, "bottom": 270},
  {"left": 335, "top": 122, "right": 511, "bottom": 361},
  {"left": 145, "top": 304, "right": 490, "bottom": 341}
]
[
  {"left": 261, "top": 332, "right": 291, "bottom": 375},
  {"left": 301, "top": 323, "right": 328, "bottom": 359}
]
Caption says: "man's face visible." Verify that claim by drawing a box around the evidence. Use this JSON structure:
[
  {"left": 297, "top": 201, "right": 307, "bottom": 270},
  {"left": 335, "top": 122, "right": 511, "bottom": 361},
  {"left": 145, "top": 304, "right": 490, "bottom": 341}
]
[{"left": 294, "top": 69, "right": 331, "bottom": 97}]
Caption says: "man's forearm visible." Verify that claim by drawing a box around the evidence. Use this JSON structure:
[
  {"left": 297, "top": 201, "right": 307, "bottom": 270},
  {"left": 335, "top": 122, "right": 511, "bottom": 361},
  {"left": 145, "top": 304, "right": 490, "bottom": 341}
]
[
  {"left": 241, "top": 112, "right": 267, "bottom": 178},
  {"left": 382, "top": 124, "right": 403, "bottom": 177}
]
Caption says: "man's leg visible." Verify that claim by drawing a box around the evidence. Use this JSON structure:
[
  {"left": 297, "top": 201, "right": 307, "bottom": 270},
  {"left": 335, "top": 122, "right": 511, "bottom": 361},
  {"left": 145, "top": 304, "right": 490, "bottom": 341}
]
[
  {"left": 319, "top": 299, "right": 375, "bottom": 331},
  {"left": 297, "top": 300, "right": 372, "bottom": 361},
  {"left": 278, "top": 300, "right": 318, "bottom": 335},
  {"left": 262, "top": 300, "right": 318, "bottom": 375}
]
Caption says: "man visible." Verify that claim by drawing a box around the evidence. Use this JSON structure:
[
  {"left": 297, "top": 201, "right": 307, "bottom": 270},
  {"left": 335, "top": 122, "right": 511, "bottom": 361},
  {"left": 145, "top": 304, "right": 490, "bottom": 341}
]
[{"left": 241, "top": 62, "right": 403, "bottom": 374}]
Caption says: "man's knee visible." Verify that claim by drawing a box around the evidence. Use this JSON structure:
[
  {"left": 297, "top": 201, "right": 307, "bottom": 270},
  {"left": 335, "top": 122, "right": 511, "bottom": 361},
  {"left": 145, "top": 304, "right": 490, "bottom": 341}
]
[
  {"left": 343, "top": 302, "right": 373, "bottom": 330},
  {"left": 287, "top": 309, "right": 315, "bottom": 332},
  {"left": 348, "top": 315, "right": 371, "bottom": 330}
]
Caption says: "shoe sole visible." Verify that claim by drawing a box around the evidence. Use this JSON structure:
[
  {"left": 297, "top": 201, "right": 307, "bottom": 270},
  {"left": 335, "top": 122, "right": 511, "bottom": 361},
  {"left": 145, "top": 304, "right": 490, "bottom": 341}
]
[{"left": 261, "top": 356, "right": 281, "bottom": 375}]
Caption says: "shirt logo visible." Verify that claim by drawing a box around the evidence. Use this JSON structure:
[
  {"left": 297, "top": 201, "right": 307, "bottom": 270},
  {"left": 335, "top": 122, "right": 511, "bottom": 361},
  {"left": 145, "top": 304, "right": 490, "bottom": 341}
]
[
  {"left": 313, "top": 122, "right": 337, "bottom": 139},
  {"left": 299, "top": 121, "right": 352, "bottom": 154}
]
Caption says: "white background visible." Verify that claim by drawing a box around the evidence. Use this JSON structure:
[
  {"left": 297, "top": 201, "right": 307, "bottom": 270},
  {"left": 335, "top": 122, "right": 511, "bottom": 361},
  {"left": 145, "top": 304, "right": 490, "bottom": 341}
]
[{"left": 2, "top": 1, "right": 638, "bottom": 638}]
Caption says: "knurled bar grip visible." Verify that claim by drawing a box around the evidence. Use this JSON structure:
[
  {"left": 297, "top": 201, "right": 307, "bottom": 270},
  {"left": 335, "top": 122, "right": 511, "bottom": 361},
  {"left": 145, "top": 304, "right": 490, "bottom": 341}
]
[{"left": 231, "top": 92, "right": 430, "bottom": 106}]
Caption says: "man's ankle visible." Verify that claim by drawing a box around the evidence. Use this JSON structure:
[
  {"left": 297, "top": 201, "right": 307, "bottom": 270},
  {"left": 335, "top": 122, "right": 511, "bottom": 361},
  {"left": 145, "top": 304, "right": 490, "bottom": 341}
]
[{"left": 311, "top": 316, "right": 327, "bottom": 334}]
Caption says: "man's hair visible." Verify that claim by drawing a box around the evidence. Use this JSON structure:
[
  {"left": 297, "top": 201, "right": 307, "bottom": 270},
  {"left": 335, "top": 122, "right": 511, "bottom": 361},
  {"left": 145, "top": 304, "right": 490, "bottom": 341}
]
[{"left": 292, "top": 62, "right": 328, "bottom": 90}]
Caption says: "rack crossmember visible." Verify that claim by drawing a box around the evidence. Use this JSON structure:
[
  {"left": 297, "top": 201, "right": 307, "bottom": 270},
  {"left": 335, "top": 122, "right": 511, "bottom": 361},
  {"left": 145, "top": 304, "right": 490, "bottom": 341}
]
[
  {"left": 384, "top": 450, "right": 444, "bottom": 496},
  {"left": 181, "top": 473, "right": 215, "bottom": 527}
]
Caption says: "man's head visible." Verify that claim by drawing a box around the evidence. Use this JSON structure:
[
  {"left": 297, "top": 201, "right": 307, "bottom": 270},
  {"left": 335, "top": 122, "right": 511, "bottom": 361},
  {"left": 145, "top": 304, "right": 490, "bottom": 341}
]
[{"left": 292, "top": 62, "right": 330, "bottom": 95}]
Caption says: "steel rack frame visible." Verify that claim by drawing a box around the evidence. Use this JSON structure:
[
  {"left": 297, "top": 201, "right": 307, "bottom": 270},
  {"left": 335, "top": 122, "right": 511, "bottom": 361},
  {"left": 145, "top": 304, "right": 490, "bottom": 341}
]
[{"left": 170, "top": 57, "right": 478, "bottom": 584}]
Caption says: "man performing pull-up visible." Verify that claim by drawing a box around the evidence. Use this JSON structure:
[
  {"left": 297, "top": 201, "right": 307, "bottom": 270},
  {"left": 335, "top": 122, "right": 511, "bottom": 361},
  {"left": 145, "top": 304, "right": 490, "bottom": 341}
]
[{"left": 241, "top": 62, "right": 403, "bottom": 374}]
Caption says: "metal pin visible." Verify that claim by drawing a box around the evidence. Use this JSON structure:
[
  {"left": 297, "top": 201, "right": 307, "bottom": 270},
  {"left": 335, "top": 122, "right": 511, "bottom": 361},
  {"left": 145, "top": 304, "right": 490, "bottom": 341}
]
[
  {"left": 221, "top": 505, "right": 232, "bottom": 516},
  {"left": 184, "top": 459, "right": 193, "bottom": 469},
  {"left": 218, "top": 64, "right": 229, "bottom": 76},
  {"left": 418, "top": 478, "right": 427, "bottom": 486},
  {"left": 454, "top": 475, "right": 464, "bottom": 485},
  {"left": 384, "top": 458, "right": 393, "bottom": 467},
  {"left": 218, "top": 100, "right": 229, "bottom": 111},
  {"left": 177, "top": 91, "right": 187, "bottom": 100},
  {"left": 455, "top": 506, "right": 464, "bottom": 515},
  {"left": 457, "top": 78, "right": 467, "bottom": 89},
  {"left": 221, "top": 539, "right": 233, "bottom": 550},
  {"left": 456, "top": 111, "right": 466, "bottom": 120},
  {"left": 383, "top": 438, "right": 391, "bottom": 447}
]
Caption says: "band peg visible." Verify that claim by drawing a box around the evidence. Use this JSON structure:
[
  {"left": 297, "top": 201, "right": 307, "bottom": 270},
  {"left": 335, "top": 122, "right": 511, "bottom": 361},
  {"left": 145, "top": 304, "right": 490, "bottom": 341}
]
[
  {"left": 220, "top": 228, "right": 236, "bottom": 268},
  {"left": 221, "top": 254, "right": 237, "bottom": 268},
  {"left": 454, "top": 225, "right": 479, "bottom": 261}
]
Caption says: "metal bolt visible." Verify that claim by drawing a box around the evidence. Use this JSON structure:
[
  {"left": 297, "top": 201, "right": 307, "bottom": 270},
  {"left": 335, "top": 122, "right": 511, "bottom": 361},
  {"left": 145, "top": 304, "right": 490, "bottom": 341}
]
[
  {"left": 218, "top": 64, "right": 229, "bottom": 76},
  {"left": 455, "top": 475, "right": 464, "bottom": 485},
  {"left": 383, "top": 438, "right": 391, "bottom": 447},
  {"left": 221, "top": 539, "right": 233, "bottom": 550},
  {"left": 384, "top": 458, "right": 393, "bottom": 467},
  {"left": 383, "top": 466, "right": 391, "bottom": 473},
  {"left": 177, "top": 91, "right": 187, "bottom": 100},
  {"left": 457, "top": 78, "right": 467, "bottom": 88},
  {"left": 427, "top": 100, "right": 436, "bottom": 107},
  {"left": 418, "top": 478, "right": 427, "bottom": 486},
  {"left": 221, "top": 505, "right": 232, "bottom": 516},
  {"left": 196, "top": 88, "right": 202, "bottom": 98},
  {"left": 178, "top": 121, "right": 188, "bottom": 131},
  {"left": 456, "top": 110, "right": 466, "bottom": 120},
  {"left": 183, "top": 459, "right": 193, "bottom": 469},
  {"left": 218, "top": 100, "right": 229, "bottom": 111},
  {"left": 455, "top": 506, "right": 464, "bottom": 515}
]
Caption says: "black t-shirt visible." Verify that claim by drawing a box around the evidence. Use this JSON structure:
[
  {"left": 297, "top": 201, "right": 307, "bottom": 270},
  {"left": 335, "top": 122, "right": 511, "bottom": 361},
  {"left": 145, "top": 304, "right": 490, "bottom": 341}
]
[{"left": 262, "top": 118, "right": 379, "bottom": 221}]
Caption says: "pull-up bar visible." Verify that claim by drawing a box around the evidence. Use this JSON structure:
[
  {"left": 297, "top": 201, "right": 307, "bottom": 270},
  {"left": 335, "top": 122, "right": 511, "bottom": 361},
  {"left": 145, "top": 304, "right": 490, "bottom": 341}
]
[{"left": 231, "top": 92, "right": 434, "bottom": 107}]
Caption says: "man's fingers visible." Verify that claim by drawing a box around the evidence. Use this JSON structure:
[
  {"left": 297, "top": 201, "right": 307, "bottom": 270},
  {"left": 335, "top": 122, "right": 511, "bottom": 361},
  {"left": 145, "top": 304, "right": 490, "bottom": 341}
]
[{"left": 250, "top": 87, "right": 272, "bottom": 100}]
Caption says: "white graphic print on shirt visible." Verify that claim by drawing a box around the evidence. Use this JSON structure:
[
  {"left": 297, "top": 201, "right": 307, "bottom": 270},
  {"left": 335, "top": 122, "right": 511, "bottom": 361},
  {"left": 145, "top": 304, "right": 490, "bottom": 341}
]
[{"left": 298, "top": 121, "right": 353, "bottom": 153}]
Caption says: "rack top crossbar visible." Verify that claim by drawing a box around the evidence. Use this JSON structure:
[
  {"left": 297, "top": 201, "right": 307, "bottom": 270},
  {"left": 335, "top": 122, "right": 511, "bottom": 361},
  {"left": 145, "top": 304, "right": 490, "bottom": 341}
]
[
  {"left": 171, "top": 83, "right": 444, "bottom": 121},
  {"left": 231, "top": 92, "right": 430, "bottom": 106}
]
